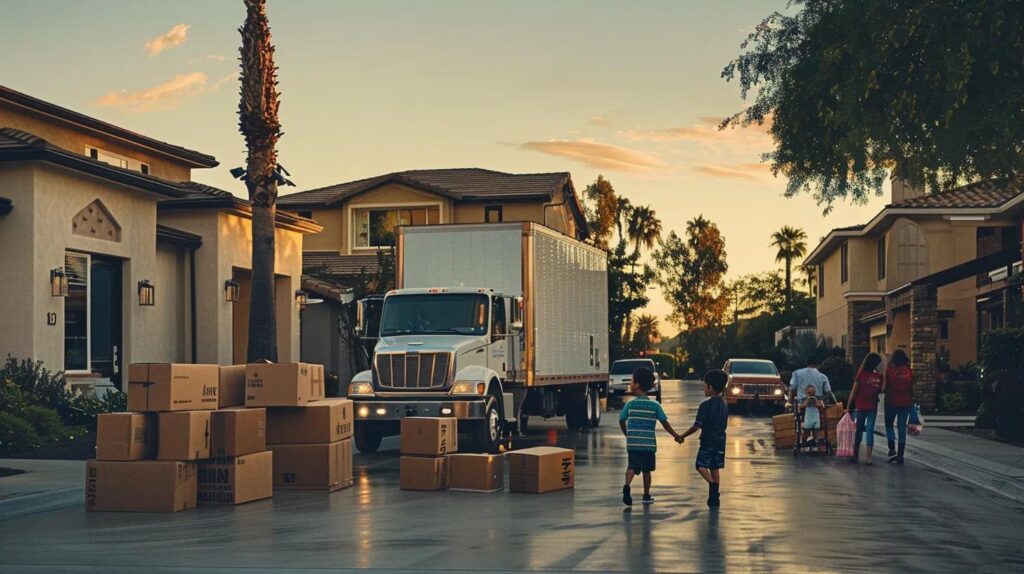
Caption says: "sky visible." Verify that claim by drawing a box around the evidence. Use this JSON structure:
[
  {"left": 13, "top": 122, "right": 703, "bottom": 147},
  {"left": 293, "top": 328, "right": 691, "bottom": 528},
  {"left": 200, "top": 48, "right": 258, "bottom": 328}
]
[{"left": 1, "top": 0, "right": 887, "bottom": 330}]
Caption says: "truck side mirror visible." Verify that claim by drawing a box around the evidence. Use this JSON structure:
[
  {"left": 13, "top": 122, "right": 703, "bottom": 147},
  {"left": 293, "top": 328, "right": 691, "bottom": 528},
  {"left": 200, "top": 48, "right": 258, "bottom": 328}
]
[
  {"left": 510, "top": 296, "right": 524, "bottom": 332},
  {"left": 354, "top": 299, "right": 367, "bottom": 337}
]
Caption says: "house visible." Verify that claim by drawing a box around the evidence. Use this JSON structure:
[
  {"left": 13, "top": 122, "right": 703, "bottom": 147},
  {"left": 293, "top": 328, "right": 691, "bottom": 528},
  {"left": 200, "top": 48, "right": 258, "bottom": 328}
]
[
  {"left": 277, "top": 168, "right": 589, "bottom": 278},
  {"left": 805, "top": 175, "right": 1023, "bottom": 410},
  {"left": 0, "top": 86, "right": 321, "bottom": 391},
  {"left": 277, "top": 168, "right": 590, "bottom": 384}
]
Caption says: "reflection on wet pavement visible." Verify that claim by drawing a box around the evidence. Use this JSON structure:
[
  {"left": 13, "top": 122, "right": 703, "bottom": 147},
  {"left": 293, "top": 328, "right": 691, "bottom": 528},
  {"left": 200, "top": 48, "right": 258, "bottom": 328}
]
[{"left": 1, "top": 381, "right": 1022, "bottom": 572}]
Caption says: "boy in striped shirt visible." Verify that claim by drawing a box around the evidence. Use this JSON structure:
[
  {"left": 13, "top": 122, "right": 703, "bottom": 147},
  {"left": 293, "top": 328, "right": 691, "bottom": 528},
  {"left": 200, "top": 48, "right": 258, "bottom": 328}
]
[{"left": 619, "top": 367, "right": 683, "bottom": 505}]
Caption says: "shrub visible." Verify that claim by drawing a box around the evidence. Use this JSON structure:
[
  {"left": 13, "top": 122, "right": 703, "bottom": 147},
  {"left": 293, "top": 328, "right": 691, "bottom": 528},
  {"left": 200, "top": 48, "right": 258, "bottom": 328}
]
[
  {"left": 975, "top": 403, "right": 998, "bottom": 429},
  {"left": 1, "top": 356, "right": 126, "bottom": 431},
  {"left": 819, "top": 356, "right": 855, "bottom": 392},
  {"left": 979, "top": 328, "right": 1024, "bottom": 440},
  {"left": 0, "top": 357, "right": 71, "bottom": 417},
  {"left": 939, "top": 391, "right": 968, "bottom": 413},
  {"left": 0, "top": 411, "right": 41, "bottom": 453}
]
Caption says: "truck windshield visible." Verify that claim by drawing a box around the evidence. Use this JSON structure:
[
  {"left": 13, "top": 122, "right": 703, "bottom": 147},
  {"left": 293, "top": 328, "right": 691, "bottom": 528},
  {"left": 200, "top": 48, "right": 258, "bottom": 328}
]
[
  {"left": 728, "top": 361, "right": 779, "bottom": 376},
  {"left": 610, "top": 360, "right": 655, "bottom": 375},
  {"left": 379, "top": 294, "right": 489, "bottom": 336}
]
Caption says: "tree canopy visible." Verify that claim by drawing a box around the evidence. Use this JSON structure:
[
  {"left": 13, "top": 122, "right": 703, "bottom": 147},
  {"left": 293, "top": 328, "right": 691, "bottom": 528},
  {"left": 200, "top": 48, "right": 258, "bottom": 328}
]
[
  {"left": 654, "top": 216, "right": 729, "bottom": 330},
  {"left": 723, "top": 0, "right": 1024, "bottom": 209}
]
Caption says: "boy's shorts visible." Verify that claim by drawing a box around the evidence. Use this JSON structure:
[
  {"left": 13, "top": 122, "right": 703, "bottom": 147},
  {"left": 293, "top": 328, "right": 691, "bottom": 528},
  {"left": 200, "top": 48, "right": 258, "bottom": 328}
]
[
  {"left": 803, "top": 408, "right": 821, "bottom": 429},
  {"left": 695, "top": 444, "right": 725, "bottom": 470},
  {"left": 627, "top": 450, "right": 656, "bottom": 472}
]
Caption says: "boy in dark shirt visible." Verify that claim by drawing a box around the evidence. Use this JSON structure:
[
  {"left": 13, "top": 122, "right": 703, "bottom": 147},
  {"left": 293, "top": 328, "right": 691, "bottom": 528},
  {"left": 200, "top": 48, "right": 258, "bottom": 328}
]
[{"left": 680, "top": 369, "right": 729, "bottom": 508}]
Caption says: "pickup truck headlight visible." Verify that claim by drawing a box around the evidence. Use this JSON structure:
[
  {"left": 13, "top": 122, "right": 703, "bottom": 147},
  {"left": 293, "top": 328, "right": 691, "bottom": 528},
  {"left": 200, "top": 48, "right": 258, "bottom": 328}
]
[
  {"left": 450, "top": 381, "right": 486, "bottom": 395},
  {"left": 730, "top": 386, "right": 741, "bottom": 395},
  {"left": 349, "top": 382, "right": 375, "bottom": 397},
  {"left": 773, "top": 388, "right": 783, "bottom": 396}
]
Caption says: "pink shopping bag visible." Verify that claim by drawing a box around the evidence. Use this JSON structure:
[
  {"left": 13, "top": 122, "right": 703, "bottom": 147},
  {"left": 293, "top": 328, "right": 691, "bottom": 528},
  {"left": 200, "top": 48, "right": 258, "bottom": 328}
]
[{"left": 835, "top": 413, "right": 856, "bottom": 457}]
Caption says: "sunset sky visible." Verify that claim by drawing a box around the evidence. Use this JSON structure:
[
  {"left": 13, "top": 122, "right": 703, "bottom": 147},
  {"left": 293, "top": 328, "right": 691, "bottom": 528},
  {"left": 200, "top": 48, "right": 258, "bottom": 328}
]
[{"left": 1, "top": 0, "right": 887, "bottom": 331}]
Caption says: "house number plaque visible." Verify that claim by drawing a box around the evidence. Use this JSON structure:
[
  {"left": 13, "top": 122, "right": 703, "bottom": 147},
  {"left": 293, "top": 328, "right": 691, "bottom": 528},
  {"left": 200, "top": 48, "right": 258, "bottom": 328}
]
[{"left": 47, "top": 312, "right": 57, "bottom": 326}]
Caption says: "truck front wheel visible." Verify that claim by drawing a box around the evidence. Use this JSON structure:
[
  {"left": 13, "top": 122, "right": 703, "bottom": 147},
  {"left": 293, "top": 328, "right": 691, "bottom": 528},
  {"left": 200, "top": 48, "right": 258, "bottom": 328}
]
[
  {"left": 588, "top": 384, "right": 602, "bottom": 428},
  {"left": 470, "top": 399, "right": 503, "bottom": 454},
  {"left": 354, "top": 422, "right": 383, "bottom": 454},
  {"left": 565, "top": 386, "right": 590, "bottom": 430}
]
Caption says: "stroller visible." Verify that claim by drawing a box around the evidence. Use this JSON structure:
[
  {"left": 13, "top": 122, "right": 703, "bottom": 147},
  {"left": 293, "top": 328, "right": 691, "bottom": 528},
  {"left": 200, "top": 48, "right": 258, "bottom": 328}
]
[{"left": 792, "top": 394, "right": 838, "bottom": 456}]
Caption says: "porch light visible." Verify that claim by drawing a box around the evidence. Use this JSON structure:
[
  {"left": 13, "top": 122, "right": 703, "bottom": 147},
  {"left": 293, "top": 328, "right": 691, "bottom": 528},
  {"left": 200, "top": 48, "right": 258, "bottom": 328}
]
[
  {"left": 225, "top": 279, "right": 240, "bottom": 302},
  {"left": 295, "top": 290, "right": 308, "bottom": 308},
  {"left": 137, "top": 280, "right": 155, "bottom": 306},
  {"left": 50, "top": 267, "right": 68, "bottom": 297}
]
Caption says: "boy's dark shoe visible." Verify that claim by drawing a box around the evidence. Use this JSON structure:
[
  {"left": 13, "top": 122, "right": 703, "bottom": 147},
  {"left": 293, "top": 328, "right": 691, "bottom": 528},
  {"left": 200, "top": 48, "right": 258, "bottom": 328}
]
[
  {"left": 622, "top": 485, "right": 633, "bottom": 506},
  {"left": 642, "top": 494, "right": 655, "bottom": 505},
  {"left": 707, "top": 483, "right": 720, "bottom": 508}
]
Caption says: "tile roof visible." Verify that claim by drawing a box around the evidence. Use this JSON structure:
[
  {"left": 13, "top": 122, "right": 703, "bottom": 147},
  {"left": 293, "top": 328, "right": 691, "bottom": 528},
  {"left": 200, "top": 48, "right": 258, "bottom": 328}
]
[
  {"left": 1, "top": 85, "right": 217, "bottom": 167},
  {"left": 176, "top": 181, "right": 236, "bottom": 199},
  {"left": 301, "top": 275, "right": 353, "bottom": 304},
  {"left": 278, "top": 168, "right": 571, "bottom": 206},
  {"left": 889, "top": 176, "right": 1024, "bottom": 209},
  {"left": 302, "top": 251, "right": 384, "bottom": 277}
]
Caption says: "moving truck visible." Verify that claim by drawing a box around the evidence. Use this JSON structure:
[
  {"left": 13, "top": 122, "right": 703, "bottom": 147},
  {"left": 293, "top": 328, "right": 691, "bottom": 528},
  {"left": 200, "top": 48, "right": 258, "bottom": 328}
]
[{"left": 349, "top": 222, "right": 609, "bottom": 453}]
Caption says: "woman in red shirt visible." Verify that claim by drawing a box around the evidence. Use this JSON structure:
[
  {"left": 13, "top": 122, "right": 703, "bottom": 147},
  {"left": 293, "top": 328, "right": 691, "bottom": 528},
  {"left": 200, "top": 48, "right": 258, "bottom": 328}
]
[
  {"left": 883, "top": 350, "right": 914, "bottom": 465},
  {"left": 848, "top": 352, "right": 883, "bottom": 464}
]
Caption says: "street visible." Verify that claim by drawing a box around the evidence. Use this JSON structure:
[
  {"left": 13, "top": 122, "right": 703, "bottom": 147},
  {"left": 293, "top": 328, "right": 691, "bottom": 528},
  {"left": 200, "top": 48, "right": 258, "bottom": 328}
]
[{"left": 2, "top": 381, "right": 1023, "bottom": 573}]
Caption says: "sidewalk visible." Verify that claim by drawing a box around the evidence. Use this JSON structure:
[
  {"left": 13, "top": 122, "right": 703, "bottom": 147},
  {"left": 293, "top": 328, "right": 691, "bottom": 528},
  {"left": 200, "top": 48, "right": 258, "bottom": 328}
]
[{"left": 0, "top": 459, "right": 84, "bottom": 520}]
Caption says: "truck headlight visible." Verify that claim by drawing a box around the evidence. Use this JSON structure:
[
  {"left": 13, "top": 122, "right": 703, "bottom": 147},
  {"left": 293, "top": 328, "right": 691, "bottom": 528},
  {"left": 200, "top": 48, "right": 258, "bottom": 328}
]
[
  {"left": 773, "top": 388, "right": 783, "bottom": 396},
  {"left": 349, "top": 382, "right": 375, "bottom": 397},
  {"left": 450, "top": 381, "right": 485, "bottom": 395},
  {"left": 730, "top": 386, "right": 741, "bottom": 395}
]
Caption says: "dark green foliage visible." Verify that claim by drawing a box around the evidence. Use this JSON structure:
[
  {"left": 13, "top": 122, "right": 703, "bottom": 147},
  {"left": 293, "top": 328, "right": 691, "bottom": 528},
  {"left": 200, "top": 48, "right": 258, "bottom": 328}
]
[
  {"left": 0, "top": 411, "right": 40, "bottom": 453},
  {"left": 818, "top": 356, "right": 855, "bottom": 393},
  {"left": 645, "top": 353, "right": 676, "bottom": 379},
  {"left": 723, "top": 1, "right": 1024, "bottom": 210},
  {"left": 0, "top": 357, "right": 72, "bottom": 420},
  {"left": 608, "top": 239, "right": 654, "bottom": 362},
  {"left": 938, "top": 392, "right": 968, "bottom": 414},
  {"left": 979, "top": 329, "right": 1024, "bottom": 440}
]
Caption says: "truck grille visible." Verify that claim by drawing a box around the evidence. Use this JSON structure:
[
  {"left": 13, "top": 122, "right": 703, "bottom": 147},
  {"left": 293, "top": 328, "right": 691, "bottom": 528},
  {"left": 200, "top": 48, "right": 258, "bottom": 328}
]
[
  {"left": 374, "top": 352, "right": 452, "bottom": 389},
  {"left": 742, "top": 384, "right": 779, "bottom": 396}
]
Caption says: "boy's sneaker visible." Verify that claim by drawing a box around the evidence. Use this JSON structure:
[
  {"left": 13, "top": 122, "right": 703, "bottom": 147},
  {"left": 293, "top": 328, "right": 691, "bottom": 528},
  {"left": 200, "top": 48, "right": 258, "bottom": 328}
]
[
  {"left": 642, "top": 495, "right": 655, "bottom": 505},
  {"left": 622, "top": 485, "right": 633, "bottom": 506}
]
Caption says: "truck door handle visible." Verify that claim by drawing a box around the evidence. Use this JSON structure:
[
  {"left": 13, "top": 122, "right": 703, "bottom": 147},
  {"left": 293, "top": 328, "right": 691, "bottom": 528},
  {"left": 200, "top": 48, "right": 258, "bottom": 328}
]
[{"left": 476, "top": 348, "right": 484, "bottom": 354}]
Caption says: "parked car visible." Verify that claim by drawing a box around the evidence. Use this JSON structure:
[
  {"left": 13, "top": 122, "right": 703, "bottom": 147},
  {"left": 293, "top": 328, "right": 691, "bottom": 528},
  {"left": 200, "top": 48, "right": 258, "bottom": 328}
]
[
  {"left": 608, "top": 358, "right": 662, "bottom": 402},
  {"left": 722, "top": 359, "right": 786, "bottom": 408}
]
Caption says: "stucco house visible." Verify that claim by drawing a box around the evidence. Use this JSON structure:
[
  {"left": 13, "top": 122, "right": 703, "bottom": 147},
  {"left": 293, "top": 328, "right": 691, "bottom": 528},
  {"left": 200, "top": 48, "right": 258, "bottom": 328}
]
[
  {"left": 0, "top": 86, "right": 321, "bottom": 392},
  {"left": 805, "top": 175, "right": 1023, "bottom": 409}
]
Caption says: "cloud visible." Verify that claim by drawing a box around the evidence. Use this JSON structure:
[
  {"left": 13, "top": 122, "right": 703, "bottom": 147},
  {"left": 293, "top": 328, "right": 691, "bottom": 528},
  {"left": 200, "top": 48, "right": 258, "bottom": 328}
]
[
  {"left": 93, "top": 72, "right": 208, "bottom": 112},
  {"left": 145, "top": 24, "right": 190, "bottom": 57},
  {"left": 519, "top": 139, "right": 666, "bottom": 173},
  {"left": 212, "top": 72, "right": 238, "bottom": 91},
  {"left": 693, "top": 162, "right": 773, "bottom": 181},
  {"left": 620, "top": 115, "right": 772, "bottom": 150},
  {"left": 188, "top": 54, "right": 226, "bottom": 64},
  {"left": 590, "top": 115, "right": 611, "bottom": 126}
]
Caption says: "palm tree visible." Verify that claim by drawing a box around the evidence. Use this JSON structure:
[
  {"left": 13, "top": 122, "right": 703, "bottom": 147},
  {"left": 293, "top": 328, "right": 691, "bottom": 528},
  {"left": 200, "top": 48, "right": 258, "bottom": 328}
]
[
  {"left": 627, "top": 205, "right": 662, "bottom": 256},
  {"left": 615, "top": 197, "right": 633, "bottom": 242},
  {"left": 239, "top": 0, "right": 283, "bottom": 361},
  {"left": 633, "top": 314, "right": 661, "bottom": 351},
  {"left": 770, "top": 226, "right": 808, "bottom": 313}
]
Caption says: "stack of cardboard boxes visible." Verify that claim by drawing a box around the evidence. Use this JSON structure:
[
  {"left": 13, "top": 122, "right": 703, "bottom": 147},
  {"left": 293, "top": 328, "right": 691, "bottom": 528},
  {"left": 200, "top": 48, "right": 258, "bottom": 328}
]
[
  {"left": 397, "top": 417, "right": 574, "bottom": 494},
  {"left": 87, "top": 363, "right": 274, "bottom": 512},
  {"left": 246, "top": 362, "right": 355, "bottom": 492},
  {"left": 772, "top": 403, "right": 846, "bottom": 450}
]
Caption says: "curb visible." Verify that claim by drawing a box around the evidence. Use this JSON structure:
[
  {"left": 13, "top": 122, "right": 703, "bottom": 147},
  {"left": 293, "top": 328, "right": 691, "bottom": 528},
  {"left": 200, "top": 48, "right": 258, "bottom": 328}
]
[{"left": 0, "top": 486, "right": 82, "bottom": 521}]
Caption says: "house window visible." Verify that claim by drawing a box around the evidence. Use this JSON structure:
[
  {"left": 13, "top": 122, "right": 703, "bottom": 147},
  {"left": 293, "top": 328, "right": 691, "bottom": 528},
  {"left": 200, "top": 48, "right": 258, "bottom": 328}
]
[
  {"left": 86, "top": 146, "right": 130, "bottom": 169},
  {"left": 354, "top": 206, "right": 440, "bottom": 248},
  {"left": 297, "top": 211, "right": 313, "bottom": 219},
  {"left": 817, "top": 265, "right": 825, "bottom": 298},
  {"left": 64, "top": 252, "right": 90, "bottom": 372},
  {"left": 140, "top": 163, "right": 150, "bottom": 175},
  {"left": 877, "top": 236, "right": 886, "bottom": 280},
  {"left": 485, "top": 205, "right": 503, "bottom": 223},
  {"left": 938, "top": 319, "right": 949, "bottom": 341},
  {"left": 840, "top": 243, "right": 849, "bottom": 284}
]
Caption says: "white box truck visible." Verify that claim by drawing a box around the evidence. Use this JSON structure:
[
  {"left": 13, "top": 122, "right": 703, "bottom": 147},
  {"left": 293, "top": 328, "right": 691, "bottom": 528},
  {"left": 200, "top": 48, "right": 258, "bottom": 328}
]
[{"left": 348, "top": 222, "right": 609, "bottom": 453}]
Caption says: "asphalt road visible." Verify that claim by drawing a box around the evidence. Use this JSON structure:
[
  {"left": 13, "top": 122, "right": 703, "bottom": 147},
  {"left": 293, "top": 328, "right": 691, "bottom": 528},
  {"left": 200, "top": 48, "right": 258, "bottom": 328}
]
[{"left": 1, "top": 381, "right": 1023, "bottom": 573}]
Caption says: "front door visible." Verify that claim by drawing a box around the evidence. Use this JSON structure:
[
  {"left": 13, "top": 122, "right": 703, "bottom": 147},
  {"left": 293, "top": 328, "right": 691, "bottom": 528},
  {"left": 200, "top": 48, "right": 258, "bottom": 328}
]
[{"left": 90, "top": 256, "right": 123, "bottom": 386}]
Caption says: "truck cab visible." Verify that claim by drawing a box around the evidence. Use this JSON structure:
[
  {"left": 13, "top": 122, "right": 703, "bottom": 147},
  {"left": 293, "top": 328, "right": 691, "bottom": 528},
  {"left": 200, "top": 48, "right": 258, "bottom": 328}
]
[{"left": 348, "top": 287, "right": 522, "bottom": 453}]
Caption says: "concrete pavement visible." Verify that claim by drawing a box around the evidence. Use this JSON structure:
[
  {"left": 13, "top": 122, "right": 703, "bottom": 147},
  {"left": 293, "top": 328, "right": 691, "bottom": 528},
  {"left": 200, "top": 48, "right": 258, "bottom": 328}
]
[{"left": 0, "top": 381, "right": 1022, "bottom": 572}]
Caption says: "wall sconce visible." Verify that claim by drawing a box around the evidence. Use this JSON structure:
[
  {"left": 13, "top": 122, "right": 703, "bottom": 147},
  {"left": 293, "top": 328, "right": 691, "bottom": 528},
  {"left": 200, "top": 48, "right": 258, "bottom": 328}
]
[
  {"left": 225, "top": 279, "right": 240, "bottom": 302},
  {"left": 138, "top": 280, "right": 155, "bottom": 306},
  {"left": 295, "top": 290, "right": 308, "bottom": 308},
  {"left": 51, "top": 267, "right": 68, "bottom": 297}
]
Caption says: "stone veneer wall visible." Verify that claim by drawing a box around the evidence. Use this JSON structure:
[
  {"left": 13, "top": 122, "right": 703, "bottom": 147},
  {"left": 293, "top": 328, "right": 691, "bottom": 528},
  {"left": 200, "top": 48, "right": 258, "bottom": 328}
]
[{"left": 909, "top": 284, "right": 938, "bottom": 412}]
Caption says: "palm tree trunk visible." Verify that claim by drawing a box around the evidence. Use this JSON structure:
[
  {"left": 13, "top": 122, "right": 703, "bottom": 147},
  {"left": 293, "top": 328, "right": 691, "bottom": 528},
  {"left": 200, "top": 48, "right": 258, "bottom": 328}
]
[
  {"left": 247, "top": 203, "right": 278, "bottom": 361},
  {"left": 784, "top": 258, "right": 792, "bottom": 314}
]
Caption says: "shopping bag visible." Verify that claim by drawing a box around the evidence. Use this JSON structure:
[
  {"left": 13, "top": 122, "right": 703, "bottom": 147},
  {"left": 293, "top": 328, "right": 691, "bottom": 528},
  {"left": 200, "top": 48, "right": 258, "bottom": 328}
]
[
  {"left": 908, "top": 403, "right": 924, "bottom": 435},
  {"left": 835, "top": 413, "right": 856, "bottom": 457}
]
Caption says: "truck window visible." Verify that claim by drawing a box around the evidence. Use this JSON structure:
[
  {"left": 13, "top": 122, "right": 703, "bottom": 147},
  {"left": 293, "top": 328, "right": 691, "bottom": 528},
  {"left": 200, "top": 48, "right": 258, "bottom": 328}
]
[
  {"left": 491, "top": 297, "right": 506, "bottom": 337},
  {"left": 610, "top": 359, "right": 655, "bottom": 375},
  {"left": 727, "top": 361, "right": 779, "bottom": 376},
  {"left": 379, "top": 294, "right": 489, "bottom": 336}
]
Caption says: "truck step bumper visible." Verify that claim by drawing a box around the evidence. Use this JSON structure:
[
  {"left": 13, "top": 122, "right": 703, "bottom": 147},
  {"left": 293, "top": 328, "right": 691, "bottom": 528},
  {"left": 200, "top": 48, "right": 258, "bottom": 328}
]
[{"left": 353, "top": 399, "right": 487, "bottom": 420}]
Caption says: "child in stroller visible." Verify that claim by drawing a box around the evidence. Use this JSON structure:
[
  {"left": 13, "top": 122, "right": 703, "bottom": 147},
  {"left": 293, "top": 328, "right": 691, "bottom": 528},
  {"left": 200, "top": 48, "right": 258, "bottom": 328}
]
[{"left": 799, "top": 385, "right": 826, "bottom": 452}]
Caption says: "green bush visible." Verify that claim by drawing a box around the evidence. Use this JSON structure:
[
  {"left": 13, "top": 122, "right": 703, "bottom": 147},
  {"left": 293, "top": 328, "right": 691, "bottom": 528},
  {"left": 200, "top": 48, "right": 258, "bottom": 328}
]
[
  {"left": 0, "top": 357, "right": 72, "bottom": 419},
  {"left": 0, "top": 411, "right": 41, "bottom": 452},
  {"left": 979, "top": 328, "right": 1024, "bottom": 440},
  {"left": 1, "top": 356, "right": 126, "bottom": 431},
  {"left": 819, "top": 356, "right": 855, "bottom": 392},
  {"left": 939, "top": 391, "right": 968, "bottom": 413},
  {"left": 65, "top": 391, "right": 127, "bottom": 428},
  {"left": 975, "top": 403, "right": 998, "bottom": 429}
]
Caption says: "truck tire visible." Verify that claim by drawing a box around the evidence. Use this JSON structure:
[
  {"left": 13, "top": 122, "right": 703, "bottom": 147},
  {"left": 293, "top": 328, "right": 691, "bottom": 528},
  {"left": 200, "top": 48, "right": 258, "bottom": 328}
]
[
  {"left": 471, "top": 399, "right": 503, "bottom": 454},
  {"left": 354, "top": 422, "right": 383, "bottom": 454},
  {"left": 588, "top": 384, "right": 602, "bottom": 428},
  {"left": 565, "top": 387, "right": 590, "bottom": 430}
]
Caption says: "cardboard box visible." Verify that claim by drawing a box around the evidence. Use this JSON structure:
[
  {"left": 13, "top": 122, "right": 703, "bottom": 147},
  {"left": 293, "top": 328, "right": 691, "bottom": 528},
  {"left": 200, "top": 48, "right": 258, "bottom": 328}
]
[
  {"left": 774, "top": 434, "right": 796, "bottom": 449},
  {"left": 772, "top": 413, "right": 796, "bottom": 432},
  {"left": 198, "top": 451, "right": 273, "bottom": 505},
  {"left": 95, "top": 412, "right": 156, "bottom": 461},
  {"left": 266, "top": 399, "right": 353, "bottom": 445},
  {"left": 270, "top": 439, "right": 353, "bottom": 491},
  {"left": 127, "top": 363, "right": 219, "bottom": 412},
  {"left": 245, "top": 362, "right": 325, "bottom": 407},
  {"left": 400, "top": 456, "right": 449, "bottom": 491},
  {"left": 400, "top": 417, "right": 458, "bottom": 456},
  {"left": 508, "top": 447, "right": 575, "bottom": 494},
  {"left": 218, "top": 365, "right": 247, "bottom": 408},
  {"left": 158, "top": 411, "right": 212, "bottom": 460},
  {"left": 85, "top": 460, "right": 197, "bottom": 512},
  {"left": 825, "top": 403, "right": 846, "bottom": 422},
  {"left": 212, "top": 407, "right": 266, "bottom": 457},
  {"left": 448, "top": 453, "right": 503, "bottom": 493}
]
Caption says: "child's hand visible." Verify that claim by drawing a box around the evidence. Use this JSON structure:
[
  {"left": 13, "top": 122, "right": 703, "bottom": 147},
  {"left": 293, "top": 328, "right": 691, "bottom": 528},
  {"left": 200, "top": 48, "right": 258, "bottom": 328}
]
[{"left": 675, "top": 436, "right": 684, "bottom": 444}]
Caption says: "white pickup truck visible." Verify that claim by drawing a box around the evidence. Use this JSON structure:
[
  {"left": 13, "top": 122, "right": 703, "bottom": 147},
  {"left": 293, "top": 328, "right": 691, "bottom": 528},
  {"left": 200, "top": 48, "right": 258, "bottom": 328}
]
[{"left": 349, "top": 223, "right": 609, "bottom": 453}]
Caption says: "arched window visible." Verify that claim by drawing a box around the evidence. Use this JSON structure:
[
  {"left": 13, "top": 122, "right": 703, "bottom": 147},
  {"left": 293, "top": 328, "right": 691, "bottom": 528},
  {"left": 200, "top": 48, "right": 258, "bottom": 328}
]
[{"left": 889, "top": 219, "right": 928, "bottom": 285}]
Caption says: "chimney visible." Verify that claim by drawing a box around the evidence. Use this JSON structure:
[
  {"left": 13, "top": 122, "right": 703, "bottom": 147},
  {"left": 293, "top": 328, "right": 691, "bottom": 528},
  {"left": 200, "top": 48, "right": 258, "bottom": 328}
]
[{"left": 890, "top": 170, "right": 925, "bottom": 204}]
